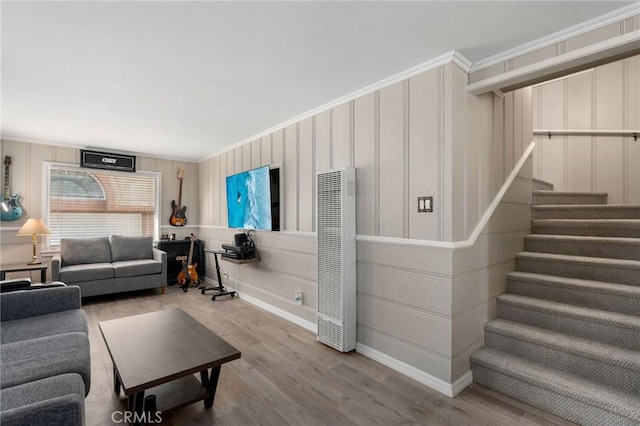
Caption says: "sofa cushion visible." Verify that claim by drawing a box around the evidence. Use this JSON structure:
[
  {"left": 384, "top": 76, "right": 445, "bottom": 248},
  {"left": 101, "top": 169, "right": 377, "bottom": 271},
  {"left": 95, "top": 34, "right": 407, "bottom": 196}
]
[
  {"left": 59, "top": 263, "right": 114, "bottom": 284},
  {"left": 112, "top": 259, "right": 162, "bottom": 278},
  {"left": 1, "top": 332, "right": 91, "bottom": 395},
  {"left": 0, "top": 373, "right": 85, "bottom": 426},
  {"left": 1, "top": 310, "right": 88, "bottom": 345},
  {"left": 61, "top": 237, "right": 112, "bottom": 266},
  {"left": 110, "top": 235, "right": 153, "bottom": 262}
]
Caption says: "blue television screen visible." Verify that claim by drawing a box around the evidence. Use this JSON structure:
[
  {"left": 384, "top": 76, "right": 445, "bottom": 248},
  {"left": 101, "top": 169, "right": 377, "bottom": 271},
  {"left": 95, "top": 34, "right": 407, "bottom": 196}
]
[{"left": 226, "top": 165, "right": 272, "bottom": 230}]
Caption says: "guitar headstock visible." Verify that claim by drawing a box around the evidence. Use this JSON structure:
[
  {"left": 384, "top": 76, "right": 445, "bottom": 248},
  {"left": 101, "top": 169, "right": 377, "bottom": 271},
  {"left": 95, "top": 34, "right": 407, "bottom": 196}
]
[
  {"left": 4, "top": 156, "right": 12, "bottom": 167},
  {"left": 190, "top": 233, "right": 197, "bottom": 241},
  {"left": 177, "top": 169, "right": 184, "bottom": 180}
]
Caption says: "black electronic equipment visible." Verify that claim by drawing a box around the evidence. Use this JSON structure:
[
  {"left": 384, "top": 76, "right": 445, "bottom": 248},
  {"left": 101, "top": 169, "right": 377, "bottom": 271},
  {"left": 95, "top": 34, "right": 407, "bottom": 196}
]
[
  {"left": 234, "top": 232, "right": 249, "bottom": 246},
  {"left": 80, "top": 150, "right": 136, "bottom": 172},
  {"left": 157, "top": 239, "right": 206, "bottom": 285},
  {"left": 221, "top": 243, "right": 256, "bottom": 260}
]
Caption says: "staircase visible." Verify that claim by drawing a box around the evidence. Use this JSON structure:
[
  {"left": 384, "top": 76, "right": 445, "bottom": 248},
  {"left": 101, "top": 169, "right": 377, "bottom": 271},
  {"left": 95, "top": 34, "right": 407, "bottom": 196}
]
[{"left": 471, "top": 190, "right": 640, "bottom": 425}]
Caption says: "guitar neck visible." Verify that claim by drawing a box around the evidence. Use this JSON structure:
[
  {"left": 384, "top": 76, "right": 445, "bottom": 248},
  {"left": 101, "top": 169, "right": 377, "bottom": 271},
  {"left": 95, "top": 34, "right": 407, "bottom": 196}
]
[
  {"left": 3, "top": 166, "right": 10, "bottom": 199},
  {"left": 187, "top": 236, "right": 195, "bottom": 265},
  {"left": 177, "top": 179, "right": 183, "bottom": 207}
]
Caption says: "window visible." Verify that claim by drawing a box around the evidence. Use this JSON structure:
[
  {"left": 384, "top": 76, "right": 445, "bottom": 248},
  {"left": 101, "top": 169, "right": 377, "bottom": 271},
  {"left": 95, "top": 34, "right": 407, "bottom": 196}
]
[{"left": 44, "top": 163, "right": 160, "bottom": 246}]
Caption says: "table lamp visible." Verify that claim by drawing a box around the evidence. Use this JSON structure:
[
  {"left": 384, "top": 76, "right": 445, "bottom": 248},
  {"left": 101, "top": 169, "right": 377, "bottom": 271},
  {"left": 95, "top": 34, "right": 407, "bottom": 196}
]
[{"left": 17, "top": 218, "right": 51, "bottom": 265}]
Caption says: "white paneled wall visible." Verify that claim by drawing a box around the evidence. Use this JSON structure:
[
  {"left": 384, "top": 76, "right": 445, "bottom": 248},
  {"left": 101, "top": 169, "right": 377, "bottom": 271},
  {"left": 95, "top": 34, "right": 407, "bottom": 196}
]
[
  {"left": 532, "top": 56, "right": 640, "bottom": 203},
  {"left": 0, "top": 139, "right": 199, "bottom": 276},
  {"left": 198, "top": 61, "right": 533, "bottom": 388}
]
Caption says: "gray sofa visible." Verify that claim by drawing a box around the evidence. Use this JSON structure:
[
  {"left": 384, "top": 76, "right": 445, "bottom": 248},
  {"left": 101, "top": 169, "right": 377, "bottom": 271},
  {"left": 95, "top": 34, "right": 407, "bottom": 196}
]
[
  {"left": 51, "top": 235, "right": 167, "bottom": 297},
  {"left": 0, "top": 284, "right": 90, "bottom": 426}
]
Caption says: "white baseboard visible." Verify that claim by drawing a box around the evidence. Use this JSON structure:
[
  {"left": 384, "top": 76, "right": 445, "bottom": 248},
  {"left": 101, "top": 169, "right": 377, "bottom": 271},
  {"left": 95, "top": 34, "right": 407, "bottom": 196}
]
[
  {"left": 356, "top": 343, "right": 473, "bottom": 398},
  {"left": 201, "top": 276, "right": 474, "bottom": 398},
  {"left": 205, "top": 278, "right": 317, "bottom": 333}
]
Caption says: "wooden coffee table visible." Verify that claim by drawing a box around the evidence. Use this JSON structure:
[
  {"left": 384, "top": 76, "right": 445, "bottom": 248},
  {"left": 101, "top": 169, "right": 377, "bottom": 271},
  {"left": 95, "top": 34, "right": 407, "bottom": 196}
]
[{"left": 99, "top": 308, "right": 240, "bottom": 418}]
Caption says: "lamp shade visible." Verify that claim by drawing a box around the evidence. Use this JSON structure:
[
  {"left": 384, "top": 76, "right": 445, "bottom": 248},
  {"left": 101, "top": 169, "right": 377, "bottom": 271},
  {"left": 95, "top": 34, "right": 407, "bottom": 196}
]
[{"left": 17, "top": 218, "right": 51, "bottom": 236}]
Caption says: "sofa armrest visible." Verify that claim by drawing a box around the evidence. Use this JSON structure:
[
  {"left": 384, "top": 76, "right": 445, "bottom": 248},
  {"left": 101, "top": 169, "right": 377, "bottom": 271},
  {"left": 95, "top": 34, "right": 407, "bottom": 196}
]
[
  {"left": 153, "top": 247, "right": 167, "bottom": 285},
  {"left": 0, "top": 394, "right": 84, "bottom": 426},
  {"left": 51, "top": 254, "right": 62, "bottom": 281},
  {"left": 0, "top": 286, "right": 81, "bottom": 322}
]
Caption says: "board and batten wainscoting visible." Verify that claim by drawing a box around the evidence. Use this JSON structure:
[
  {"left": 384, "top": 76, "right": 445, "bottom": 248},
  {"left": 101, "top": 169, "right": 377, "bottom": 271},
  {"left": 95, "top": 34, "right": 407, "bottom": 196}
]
[{"left": 197, "top": 53, "right": 533, "bottom": 397}]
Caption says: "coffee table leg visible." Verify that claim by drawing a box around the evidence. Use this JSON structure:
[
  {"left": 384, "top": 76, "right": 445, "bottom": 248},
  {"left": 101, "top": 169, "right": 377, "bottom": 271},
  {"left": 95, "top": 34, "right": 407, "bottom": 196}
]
[
  {"left": 201, "top": 366, "right": 221, "bottom": 408},
  {"left": 127, "top": 390, "right": 146, "bottom": 425},
  {"left": 113, "top": 367, "right": 121, "bottom": 395}
]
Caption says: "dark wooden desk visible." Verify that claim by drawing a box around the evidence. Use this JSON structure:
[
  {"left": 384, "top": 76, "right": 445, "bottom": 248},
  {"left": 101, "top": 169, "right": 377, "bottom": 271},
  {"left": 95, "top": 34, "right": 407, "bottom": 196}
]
[
  {"left": 0, "top": 262, "right": 47, "bottom": 283},
  {"left": 99, "top": 308, "right": 240, "bottom": 418}
]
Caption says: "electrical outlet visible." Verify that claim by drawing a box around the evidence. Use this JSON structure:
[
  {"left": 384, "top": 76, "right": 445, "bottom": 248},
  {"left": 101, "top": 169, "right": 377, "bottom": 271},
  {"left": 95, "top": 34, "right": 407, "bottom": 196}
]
[
  {"left": 295, "top": 291, "right": 303, "bottom": 306},
  {"left": 223, "top": 271, "right": 229, "bottom": 279}
]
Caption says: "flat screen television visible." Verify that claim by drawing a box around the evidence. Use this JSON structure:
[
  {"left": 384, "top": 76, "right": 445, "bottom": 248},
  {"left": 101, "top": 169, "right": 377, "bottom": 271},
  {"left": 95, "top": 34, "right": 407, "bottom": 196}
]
[{"left": 226, "top": 165, "right": 280, "bottom": 231}]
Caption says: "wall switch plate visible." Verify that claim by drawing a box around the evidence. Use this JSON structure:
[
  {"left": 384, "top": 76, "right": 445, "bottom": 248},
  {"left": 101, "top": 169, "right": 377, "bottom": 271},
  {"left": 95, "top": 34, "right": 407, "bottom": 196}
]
[{"left": 418, "top": 196, "right": 433, "bottom": 212}]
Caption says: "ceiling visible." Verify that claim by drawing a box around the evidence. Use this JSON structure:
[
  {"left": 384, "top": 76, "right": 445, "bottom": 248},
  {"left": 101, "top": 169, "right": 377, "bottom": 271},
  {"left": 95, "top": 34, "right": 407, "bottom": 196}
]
[{"left": 1, "top": 1, "right": 634, "bottom": 162}]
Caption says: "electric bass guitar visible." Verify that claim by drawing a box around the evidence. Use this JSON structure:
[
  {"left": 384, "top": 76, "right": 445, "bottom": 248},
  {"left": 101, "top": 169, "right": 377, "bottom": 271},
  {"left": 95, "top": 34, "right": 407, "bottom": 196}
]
[
  {"left": 177, "top": 233, "right": 199, "bottom": 291},
  {"left": 170, "top": 169, "right": 187, "bottom": 226},
  {"left": 1, "top": 156, "right": 23, "bottom": 222}
]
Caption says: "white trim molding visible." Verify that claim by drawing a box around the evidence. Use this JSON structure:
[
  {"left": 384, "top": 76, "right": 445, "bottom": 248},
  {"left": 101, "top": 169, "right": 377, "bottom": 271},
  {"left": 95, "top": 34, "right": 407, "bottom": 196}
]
[
  {"left": 356, "top": 343, "right": 473, "bottom": 398},
  {"left": 469, "top": 31, "right": 640, "bottom": 94},
  {"left": 203, "top": 50, "right": 472, "bottom": 161},
  {"left": 355, "top": 140, "right": 536, "bottom": 250},
  {"left": 471, "top": 3, "right": 640, "bottom": 72},
  {"left": 215, "top": 281, "right": 317, "bottom": 333}
]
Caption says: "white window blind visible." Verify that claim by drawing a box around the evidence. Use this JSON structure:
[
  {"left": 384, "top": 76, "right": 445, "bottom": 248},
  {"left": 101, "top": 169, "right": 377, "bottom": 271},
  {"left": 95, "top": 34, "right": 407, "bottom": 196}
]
[{"left": 46, "top": 164, "right": 159, "bottom": 246}]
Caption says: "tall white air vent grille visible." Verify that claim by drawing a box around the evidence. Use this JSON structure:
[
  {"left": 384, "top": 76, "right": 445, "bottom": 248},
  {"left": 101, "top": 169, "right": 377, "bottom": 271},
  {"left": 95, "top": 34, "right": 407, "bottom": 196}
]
[{"left": 316, "top": 167, "right": 356, "bottom": 352}]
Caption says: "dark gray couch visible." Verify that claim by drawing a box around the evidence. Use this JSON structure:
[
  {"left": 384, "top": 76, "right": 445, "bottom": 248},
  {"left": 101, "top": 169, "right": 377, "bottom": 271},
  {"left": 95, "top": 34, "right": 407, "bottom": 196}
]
[
  {"left": 51, "top": 235, "right": 167, "bottom": 297},
  {"left": 0, "top": 284, "right": 90, "bottom": 426}
]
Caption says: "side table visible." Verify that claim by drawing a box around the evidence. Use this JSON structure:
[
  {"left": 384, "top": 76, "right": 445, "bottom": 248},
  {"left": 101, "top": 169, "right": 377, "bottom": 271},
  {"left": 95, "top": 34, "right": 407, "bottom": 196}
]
[{"left": 0, "top": 262, "right": 48, "bottom": 283}]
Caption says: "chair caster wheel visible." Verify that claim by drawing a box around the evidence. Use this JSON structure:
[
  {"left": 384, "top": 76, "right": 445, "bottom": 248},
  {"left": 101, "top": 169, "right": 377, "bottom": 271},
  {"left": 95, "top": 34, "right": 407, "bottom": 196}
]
[
  {"left": 231, "top": 293, "right": 235, "bottom": 298},
  {"left": 201, "top": 289, "right": 205, "bottom": 295}
]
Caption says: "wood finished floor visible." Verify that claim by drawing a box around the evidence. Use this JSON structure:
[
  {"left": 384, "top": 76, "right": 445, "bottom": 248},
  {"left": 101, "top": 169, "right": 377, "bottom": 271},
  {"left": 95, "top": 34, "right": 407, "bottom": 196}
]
[{"left": 83, "top": 285, "right": 575, "bottom": 426}]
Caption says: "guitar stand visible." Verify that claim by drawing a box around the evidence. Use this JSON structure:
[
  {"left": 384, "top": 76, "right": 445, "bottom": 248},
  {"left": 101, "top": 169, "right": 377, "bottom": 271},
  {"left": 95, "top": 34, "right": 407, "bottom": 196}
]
[{"left": 200, "top": 250, "right": 236, "bottom": 301}]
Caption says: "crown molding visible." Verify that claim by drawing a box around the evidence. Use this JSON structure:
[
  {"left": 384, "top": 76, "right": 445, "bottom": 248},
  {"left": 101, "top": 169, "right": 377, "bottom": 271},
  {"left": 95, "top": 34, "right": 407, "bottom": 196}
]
[
  {"left": 203, "top": 50, "right": 468, "bottom": 161},
  {"left": 468, "top": 31, "right": 640, "bottom": 95},
  {"left": 471, "top": 3, "right": 639, "bottom": 73},
  {"left": 452, "top": 50, "right": 473, "bottom": 73}
]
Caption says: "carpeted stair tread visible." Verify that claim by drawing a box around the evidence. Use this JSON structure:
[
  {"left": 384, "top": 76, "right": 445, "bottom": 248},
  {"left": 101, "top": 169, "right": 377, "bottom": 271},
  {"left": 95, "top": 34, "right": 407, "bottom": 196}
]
[
  {"left": 485, "top": 319, "right": 640, "bottom": 394},
  {"left": 525, "top": 234, "right": 640, "bottom": 260},
  {"left": 533, "top": 190, "right": 608, "bottom": 205},
  {"left": 508, "top": 271, "right": 640, "bottom": 298},
  {"left": 532, "top": 219, "right": 640, "bottom": 238},
  {"left": 532, "top": 204, "right": 640, "bottom": 220},
  {"left": 472, "top": 188, "right": 640, "bottom": 421},
  {"left": 498, "top": 293, "right": 640, "bottom": 330},
  {"left": 471, "top": 348, "right": 640, "bottom": 424},
  {"left": 517, "top": 251, "right": 640, "bottom": 285},
  {"left": 507, "top": 271, "right": 640, "bottom": 315},
  {"left": 497, "top": 294, "right": 640, "bottom": 350}
]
